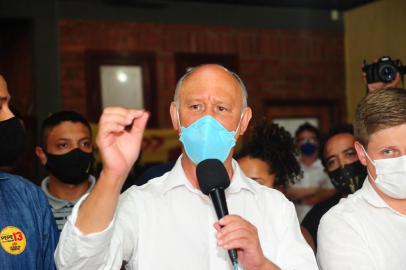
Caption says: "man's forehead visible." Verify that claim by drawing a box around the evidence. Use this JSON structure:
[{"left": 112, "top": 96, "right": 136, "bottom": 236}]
[
  {"left": 326, "top": 133, "right": 355, "bottom": 152},
  {"left": 180, "top": 70, "right": 240, "bottom": 96},
  {"left": 47, "top": 121, "right": 90, "bottom": 138},
  {"left": 298, "top": 131, "right": 317, "bottom": 140},
  {"left": 185, "top": 64, "right": 239, "bottom": 84}
]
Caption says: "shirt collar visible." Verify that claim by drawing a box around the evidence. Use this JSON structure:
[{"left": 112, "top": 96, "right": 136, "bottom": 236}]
[
  {"left": 162, "top": 156, "right": 256, "bottom": 195},
  {"left": 361, "top": 178, "right": 388, "bottom": 209},
  {"left": 359, "top": 177, "right": 406, "bottom": 216},
  {"left": 162, "top": 156, "right": 196, "bottom": 195},
  {"left": 227, "top": 159, "right": 256, "bottom": 194},
  {"left": 41, "top": 175, "right": 96, "bottom": 209}
]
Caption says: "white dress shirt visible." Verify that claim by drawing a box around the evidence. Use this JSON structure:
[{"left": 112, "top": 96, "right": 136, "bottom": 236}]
[
  {"left": 317, "top": 178, "right": 406, "bottom": 270},
  {"left": 291, "top": 159, "right": 333, "bottom": 222},
  {"left": 55, "top": 157, "right": 317, "bottom": 270}
]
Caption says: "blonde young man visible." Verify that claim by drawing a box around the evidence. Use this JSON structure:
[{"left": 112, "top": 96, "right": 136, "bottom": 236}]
[
  {"left": 55, "top": 64, "right": 317, "bottom": 270},
  {"left": 317, "top": 88, "right": 406, "bottom": 269}
]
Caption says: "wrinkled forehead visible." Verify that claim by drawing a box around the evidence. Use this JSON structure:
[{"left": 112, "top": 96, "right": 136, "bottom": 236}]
[{"left": 179, "top": 67, "right": 243, "bottom": 101}]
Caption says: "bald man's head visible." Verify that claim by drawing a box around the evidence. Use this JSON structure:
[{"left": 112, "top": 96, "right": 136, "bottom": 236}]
[{"left": 173, "top": 64, "right": 248, "bottom": 110}]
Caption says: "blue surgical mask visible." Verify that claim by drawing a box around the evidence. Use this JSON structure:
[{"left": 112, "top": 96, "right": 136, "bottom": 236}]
[
  {"left": 300, "top": 141, "right": 317, "bottom": 156},
  {"left": 179, "top": 115, "right": 239, "bottom": 165}
]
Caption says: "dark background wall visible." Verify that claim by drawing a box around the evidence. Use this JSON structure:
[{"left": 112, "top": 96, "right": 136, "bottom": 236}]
[
  {"left": 60, "top": 19, "right": 345, "bottom": 128},
  {"left": 0, "top": 0, "right": 345, "bottom": 180}
]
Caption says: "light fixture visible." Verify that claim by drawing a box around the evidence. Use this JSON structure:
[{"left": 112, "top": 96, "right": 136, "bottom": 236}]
[{"left": 117, "top": 71, "right": 128, "bottom": 83}]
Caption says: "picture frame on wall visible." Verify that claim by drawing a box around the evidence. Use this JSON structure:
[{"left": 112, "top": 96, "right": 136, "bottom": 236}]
[{"left": 85, "top": 50, "right": 156, "bottom": 126}]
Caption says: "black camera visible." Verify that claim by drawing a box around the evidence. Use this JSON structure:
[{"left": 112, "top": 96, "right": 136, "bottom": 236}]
[{"left": 362, "top": 56, "right": 406, "bottom": 84}]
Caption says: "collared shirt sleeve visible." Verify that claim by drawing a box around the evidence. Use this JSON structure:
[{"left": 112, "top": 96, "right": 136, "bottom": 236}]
[
  {"left": 317, "top": 211, "right": 375, "bottom": 270},
  {"left": 55, "top": 190, "right": 139, "bottom": 270},
  {"left": 273, "top": 198, "right": 319, "bottom": 270}
]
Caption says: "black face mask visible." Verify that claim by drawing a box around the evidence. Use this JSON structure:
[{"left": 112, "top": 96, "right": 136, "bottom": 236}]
[
  {"left": 45, "top": 148, "right": 93, "bottom": 185},
  {"left": 0, "top": 117, "right": 26, "bottom": 166},
  {"left": 328, "top": 160, "right": 367, "bottom": 195}
]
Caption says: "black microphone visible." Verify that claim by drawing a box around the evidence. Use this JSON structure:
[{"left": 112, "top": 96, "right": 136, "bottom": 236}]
[{"left": 196, "top": 159, "right": 238, "bottom": 267}]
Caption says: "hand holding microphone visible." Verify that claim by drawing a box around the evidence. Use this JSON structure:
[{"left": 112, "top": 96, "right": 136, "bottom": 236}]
[
  {"left": 197, "top": 159, "right": 238, "bottom": 268},
  {"left": 197, "top": 159, "right": 275, "bottom": 270}
]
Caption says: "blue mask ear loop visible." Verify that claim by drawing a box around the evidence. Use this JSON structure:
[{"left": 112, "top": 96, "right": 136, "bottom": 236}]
[
  {"left": 176, "top": 108, "right": 245, "bottom": 137},
  {"left": 176, "top": 109, "right": 183, "bottom": 132},
  {"left": 233, "top": 108, "right": 246, "bottom": 142}
]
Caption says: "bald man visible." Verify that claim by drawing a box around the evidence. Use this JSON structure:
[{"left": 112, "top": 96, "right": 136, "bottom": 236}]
[
  {"left": 0, "top": 75, "right": 59, "bottom": 269},
  {"left": 55, "top": 65, "right": 317, "bottom": 270}
]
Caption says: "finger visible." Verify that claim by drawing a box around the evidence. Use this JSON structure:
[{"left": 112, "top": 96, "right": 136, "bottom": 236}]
[
  {"left": 218, "top": 227, "right": 253, "bottom": 246},
  {"left": 218, "top": 214, "right": 243, "bottom": 226},
  {"left": 101, "top": 113, "right": 134, "bottom": 127},
  {"left": 97, "top": 121, "right": 126, "bottom": 138},
  {"left": 220, "top": 234, "right": 251, "bottom": 251},
  {"left": 213, "top": 222, "right": 222, "bottom": 232},
  {"left": 217, "top": 220, "right": 247, "bottom": 238},
  {"left": 101, "top": 108, "right": 142, "bottom": 129},
  {"left": 129, "top": 111, "right": 150, "bottom": 134},
  {"left": 103, "top": 107, "right": 145, "bottom": 119}
]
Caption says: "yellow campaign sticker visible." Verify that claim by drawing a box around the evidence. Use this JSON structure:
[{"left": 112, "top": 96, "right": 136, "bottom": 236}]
[{"left": 0, "top": 226, "right": 26, "bottom": 255}]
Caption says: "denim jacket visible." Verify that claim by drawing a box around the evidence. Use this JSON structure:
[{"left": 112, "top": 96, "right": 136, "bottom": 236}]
[{"left": 0, "top": 172, "right": 59, "bottom": 269}]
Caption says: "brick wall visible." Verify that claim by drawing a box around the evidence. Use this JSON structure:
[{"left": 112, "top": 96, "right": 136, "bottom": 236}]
[{"left": 59, "top": 19, "right": 345, "bottom": 127}]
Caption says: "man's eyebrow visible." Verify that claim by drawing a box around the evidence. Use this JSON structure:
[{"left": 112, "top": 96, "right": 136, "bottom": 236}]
[{"left": 55, "top": 138, "right": 71, "bottom": 141}]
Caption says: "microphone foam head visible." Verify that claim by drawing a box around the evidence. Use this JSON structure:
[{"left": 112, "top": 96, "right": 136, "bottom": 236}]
[{"left": 196, "top": 159, "right": 230, "bottom": 195}]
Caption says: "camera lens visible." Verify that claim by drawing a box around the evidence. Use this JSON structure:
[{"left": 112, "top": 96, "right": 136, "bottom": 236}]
[{"left": 378, "top": 64, "right": 397, "bottom": 82}]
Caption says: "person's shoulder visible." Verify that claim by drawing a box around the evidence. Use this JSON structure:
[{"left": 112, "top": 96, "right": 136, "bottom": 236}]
[
  {"left": 319, "top": 191, "right": 365, "bottom": 230},
  {"left": 247, "top": 178, "right": 292, "bottom": 206},
  {"left": 121, "top": 170, "right": 172, "bottom": 197},
  {"left": 0, "top": 172, "right": 49, "bottom": 205},
  {"left": 0, "top": 172, "right": 39, "bottom": 191},
  {"left": 302, "top": 194, "right": 340, "bottom": 225}
]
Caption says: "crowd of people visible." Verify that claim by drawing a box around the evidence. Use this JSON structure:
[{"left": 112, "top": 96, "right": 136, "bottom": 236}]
[{"left": 0, "top": 63, "right": 405, "bottom": 270}]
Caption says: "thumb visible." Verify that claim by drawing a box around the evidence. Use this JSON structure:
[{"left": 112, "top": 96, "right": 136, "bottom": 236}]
[{"left": 130, "top": 111, "right": 150, "bottom": 137}]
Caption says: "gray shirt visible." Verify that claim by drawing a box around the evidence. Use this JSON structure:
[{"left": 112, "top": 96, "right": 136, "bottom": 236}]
[{"left": 41, "top": 175, "right": 96, "bottom": 231}]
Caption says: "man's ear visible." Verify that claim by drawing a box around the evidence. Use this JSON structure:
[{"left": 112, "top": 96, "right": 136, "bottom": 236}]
[
  {"left": 354, "top": 142, "right": 367, "bottom": 166},
  {"left": 237, "top": 107, "right": 252, "bottom": 136},
  {"left": 169, "top": 102, "right": 180, "bottom": 133},
  {"left": 35, "top": 146, "right": 48, "bottom": 166}
]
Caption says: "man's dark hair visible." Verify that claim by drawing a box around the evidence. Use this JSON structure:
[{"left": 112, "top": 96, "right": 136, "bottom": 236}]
[
  {"left": 319, "top": 124, "right": 354, "bottom": 167},
  {"left": 40, "top": 110, "right": 91, "bottom": 148},
  {"left": 295, "top": 122, "right": 320, "bottom": 141},
  {"left": 235, "top": 119, "right": 302, "bottom": 187}
]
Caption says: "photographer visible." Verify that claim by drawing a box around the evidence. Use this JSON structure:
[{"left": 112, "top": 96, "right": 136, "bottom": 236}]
[{"left": 363, "top": 56, "right": 404, "bottom": 92}]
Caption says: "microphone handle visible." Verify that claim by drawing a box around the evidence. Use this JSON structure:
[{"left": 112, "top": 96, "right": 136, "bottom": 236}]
[{"left": 209, "top": 189, "right": 239, "bottom": 267}]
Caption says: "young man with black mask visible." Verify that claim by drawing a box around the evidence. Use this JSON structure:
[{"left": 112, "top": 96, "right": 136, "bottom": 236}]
[
  {"left": 301, "top": 124, "right": 367, "bottom": 251},
  {"left": 0, "top": 75, "right": 58, "bottom": 269},
  {"left": 35, "top": 111, "right": 95, "bottom": 231},
  {"left": 285, "top": 123, "right": 336, "bottom": 222}
]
